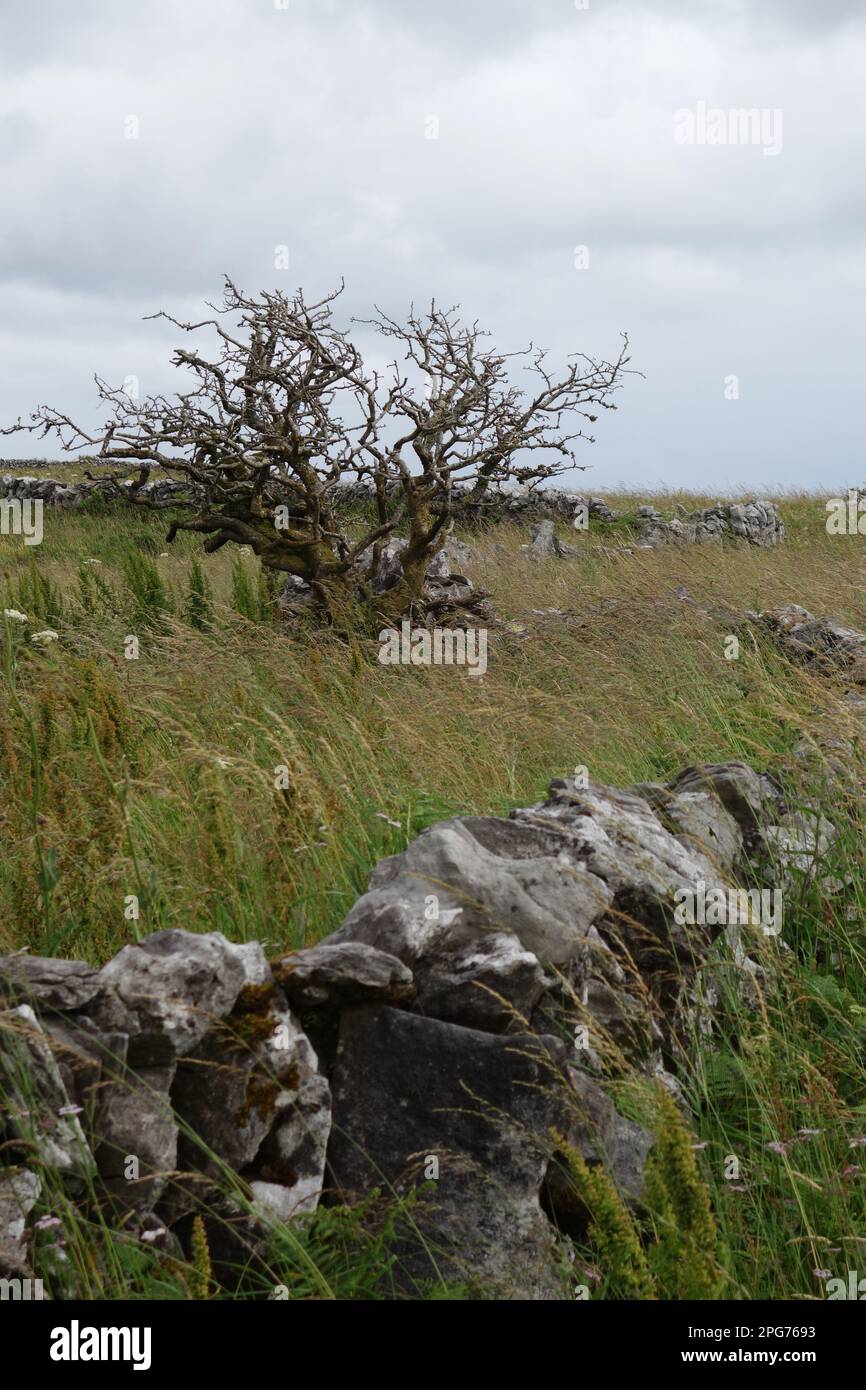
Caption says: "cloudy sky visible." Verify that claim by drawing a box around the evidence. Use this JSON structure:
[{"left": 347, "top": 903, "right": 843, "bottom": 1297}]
[{"left": 1, "top": 0, "right": 864, "bottom": 490}]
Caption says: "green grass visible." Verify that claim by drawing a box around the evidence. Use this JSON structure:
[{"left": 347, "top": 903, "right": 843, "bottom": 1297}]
[{"left": 2, "top": 487, "right": 866, "bottom": 1299}]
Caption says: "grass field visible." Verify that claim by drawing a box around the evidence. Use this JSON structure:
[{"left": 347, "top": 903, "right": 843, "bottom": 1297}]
[{"left": 3, "top": 485, "right": 866, "bottom": 1299}]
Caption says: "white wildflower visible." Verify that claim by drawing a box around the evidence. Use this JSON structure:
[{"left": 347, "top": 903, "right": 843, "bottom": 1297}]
[
  {"left": 3, "top": 609, "right": 28, "bottom": 623},
  {"left": 30, "top": 629, "right": 60, "bottom": 647}
]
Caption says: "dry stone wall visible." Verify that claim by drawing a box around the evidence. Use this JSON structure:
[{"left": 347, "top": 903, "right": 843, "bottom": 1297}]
[{"left": 0, "top": 759, "right": 832, "bottom": 1299}]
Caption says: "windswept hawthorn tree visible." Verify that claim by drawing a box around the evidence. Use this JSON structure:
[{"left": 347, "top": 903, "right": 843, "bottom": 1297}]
[{"left": 4, "top": 278, "right": 631, "bottom": 628}]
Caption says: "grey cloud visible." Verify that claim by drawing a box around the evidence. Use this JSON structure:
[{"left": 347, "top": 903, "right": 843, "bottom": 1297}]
[{"left": 0, "top": 0, "right": 863, "bottom": 488}]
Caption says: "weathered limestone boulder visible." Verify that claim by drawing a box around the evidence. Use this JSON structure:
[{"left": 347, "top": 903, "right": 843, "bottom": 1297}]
[
  {"left": 93, "top": 1063, "right": 177, "bottom": 1211},
  {"left": 533, "top": 922, "right": 661, "bottom": 1068},
  {"left": 758, "top": 604, "right": 866, "bottom": 682},
  {"left": 514, "top": 776, "right": 729, "bottom": 973},
  {"left": 631, "top": 780, "right": 745, "bottom": 876},
  {"left": 324, "top": 813, "right": 612, "bottom": 1031},
  {"left": 327, "top": 1006, "right": 574, "bottom": 1299},
  {"left": 0, "top": 953, "right": 101, "bottom": 1011},
  {"left": 89, "top": 929, "right": 255, "bottom": 1063},
  {"left": 582, "top": 497, "right": 616, "bottom": 522},
  {"left": 171, "top": 975, "right": 325, "bottom": 1178},
  {"left": 39, "top": 1016, "right": 126, "bottom": 1123},
  {"left": 665, "top": 762, "right": 786, "bottom": 855},
  {"left": 424, "top": 536, "right": 473, "bottom": 579},
  {"left": 762, "top": 809, "right": 836, "bottom": 889},
  {"left": 247, "top": 1069, "right": 331, "bottom": 1217},
  {"left": 526, "top": 519, "right": 574, "bottom": 559},
  {"left": 325, "top": 761, "right": 785, "bottom": 1057},
  {"left": 276, "top": 574, "right": 315, "bottom": 618},
  {"left": 0, "top": 1167, "right": 41, "bottom": 1284},
  {"left": 272, "top": 941, "right": 415, "bottom": 1012}
]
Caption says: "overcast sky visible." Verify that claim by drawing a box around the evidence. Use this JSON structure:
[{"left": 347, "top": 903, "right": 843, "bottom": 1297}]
[{"left": 1, "top": 0, "right": 864, "bottom": 490}]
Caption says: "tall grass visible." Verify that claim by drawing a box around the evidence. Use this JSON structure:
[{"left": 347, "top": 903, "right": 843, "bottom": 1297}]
[{"left": 2, "top": 489, "right": 866, "bottom": 1298}]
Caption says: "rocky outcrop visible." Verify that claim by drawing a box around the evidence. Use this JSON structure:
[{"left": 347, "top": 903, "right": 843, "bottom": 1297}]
[
  {"left": 0, "top": 760, "right": 834, "bottom": 1299},
  {"left": 526, "top": 518, "right": 576, "bottom": 559},
  {"left": 278, "top": 535, "right": 493, "bottom": 627},
  {"left": 328, "top": 1007, "right": 570, "bottom": 1298},
  {"left": 0, "top": 473, "right": 194, "bottom": 509},
  {"left": 639, "top": 501, "right": 784, "bottom": 548},
  {"left": 758, "top": 604, "right": 866, "bottom": 683},
  {"left": 454, "top": 486, "right": 616, "bottom": 527},
  {"left": 275, "top": 478, "right": 616, "bottom": 528}
]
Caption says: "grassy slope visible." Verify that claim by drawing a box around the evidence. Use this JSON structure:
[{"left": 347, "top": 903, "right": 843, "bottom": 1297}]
[{"left": 2, "top": 489, "right": 866, "bottom": 1299}]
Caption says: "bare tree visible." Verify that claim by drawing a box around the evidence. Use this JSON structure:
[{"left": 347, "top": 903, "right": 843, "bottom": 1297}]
[{"left": 3, "top": 278, "right": 632, "bottom": 628}]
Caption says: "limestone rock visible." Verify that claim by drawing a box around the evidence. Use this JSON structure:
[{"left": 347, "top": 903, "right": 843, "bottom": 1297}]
[
  {"left": 0, "top": 1167, "right": 41, "bottom": 1286},
  {"left": 666, "top": 762, "right": 786, "bottom": 854},
  {"left": 639, "top": 501, "right": 784, "bottom": 549},
  {"left": 247, "top": 1069, "right": 332, "bottom": 1217},
  {"left": 273, "top": 941, "right": 415, "bottom": 1012},
  {"left": 172, "top": 982, "right": 327, "bottom": 1179},
  {"left": 527, "top": 518, "right": 574, "bottom": 559},
  {"left": 0, "top": 1005, "right": 96, "bottom": 1183},
  {"left": 632, "top": 781, "right": 744, "bottom": 876},
  {"left": 759, "top": 604, "right": 866, "bottom": 682},
  {"left": 91, "top": 929, "right": 254, "bottom": 1062},
  {"left": 327, "top": 1005, "right": 571, "bottom": 1299},
  {"left": 516, "top": 776, "right": 727, "bottom": 975},
  {"left": 94, "top": 1064, "right": 178, "bottom": 1211},
  {"left": 545, "top": 1067, "right": 654, "bottom": 1221},
  {"left": 0, "top": 954, "right": 101, "bottom": 1011},
  {"left": 325, "top": 813, "right": 611, "bottom": 1030}
]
